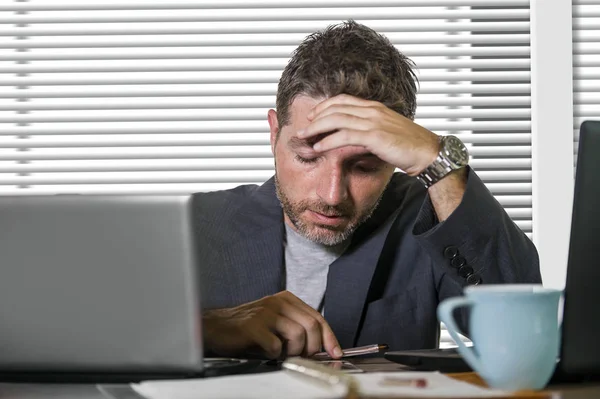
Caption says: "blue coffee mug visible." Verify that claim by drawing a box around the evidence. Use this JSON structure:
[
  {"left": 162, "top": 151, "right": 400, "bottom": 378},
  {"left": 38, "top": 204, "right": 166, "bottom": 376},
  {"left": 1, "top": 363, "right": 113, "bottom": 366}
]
[{"left": 437, "top": 284, "right": 562, "bottom": 391}]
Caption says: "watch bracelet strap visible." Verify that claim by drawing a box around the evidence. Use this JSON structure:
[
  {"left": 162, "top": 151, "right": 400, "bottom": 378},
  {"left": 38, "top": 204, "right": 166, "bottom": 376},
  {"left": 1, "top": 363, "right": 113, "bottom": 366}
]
[{"left": 416, "top": 154, "right": 455, "bottom": 188}]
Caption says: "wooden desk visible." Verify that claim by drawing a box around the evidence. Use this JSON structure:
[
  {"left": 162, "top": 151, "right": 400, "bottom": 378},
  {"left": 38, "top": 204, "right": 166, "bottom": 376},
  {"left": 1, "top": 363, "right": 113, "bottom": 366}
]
[{"left": 349, "top": 357, "right": 600, "bottom": 399}]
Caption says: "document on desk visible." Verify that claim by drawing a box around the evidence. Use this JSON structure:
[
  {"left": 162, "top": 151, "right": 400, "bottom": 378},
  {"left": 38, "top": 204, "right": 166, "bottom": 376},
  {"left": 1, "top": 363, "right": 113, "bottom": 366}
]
[{"left": 131, "top": 371, "right": 508, "bottom": 399}]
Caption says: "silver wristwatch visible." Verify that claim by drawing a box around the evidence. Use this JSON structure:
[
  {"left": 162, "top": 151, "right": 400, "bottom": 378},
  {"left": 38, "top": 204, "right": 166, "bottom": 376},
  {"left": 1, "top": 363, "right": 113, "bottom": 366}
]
[{"left": 416, "top": 135, "right": 469, "bottom": 188}]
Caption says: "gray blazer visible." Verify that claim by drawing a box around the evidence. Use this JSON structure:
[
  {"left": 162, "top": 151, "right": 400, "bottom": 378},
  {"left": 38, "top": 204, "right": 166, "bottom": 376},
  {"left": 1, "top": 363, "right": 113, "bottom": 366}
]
[{"left": 192, "top": 167, "right": 541, "bottom": 350}]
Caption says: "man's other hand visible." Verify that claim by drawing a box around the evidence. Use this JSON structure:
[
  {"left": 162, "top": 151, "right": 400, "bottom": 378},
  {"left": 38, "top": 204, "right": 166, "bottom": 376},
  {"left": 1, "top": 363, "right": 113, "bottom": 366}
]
[{"left": 202, "top": 291, "right": 342, "bottom": 360}]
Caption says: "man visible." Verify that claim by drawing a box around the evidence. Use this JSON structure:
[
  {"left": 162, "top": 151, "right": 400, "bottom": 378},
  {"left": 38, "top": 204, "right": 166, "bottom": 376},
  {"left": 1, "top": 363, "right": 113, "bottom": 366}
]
[{"left": 194, "top": 21, "right": 541, "bottom": 360}]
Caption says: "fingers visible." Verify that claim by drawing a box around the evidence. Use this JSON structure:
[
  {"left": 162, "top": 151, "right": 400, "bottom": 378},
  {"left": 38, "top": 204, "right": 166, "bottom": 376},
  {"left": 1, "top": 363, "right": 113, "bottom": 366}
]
[
  {"left": 308, "top": 104, "right": 380, "bottom": 122},
  {"left": 298, "top": 112, "right": 371, "bottom": 141},
  {"left": 308, "top": 94, "right": 380, "bottom": 120},
  {"left": 317, "top": 318, "right": 343, "bottom": 359},
  {"left": 245, "top": 309, "right": 285, "bottom": 359},
  {"left": 280, "top": 292, "right": 343, "bottom": 359},
  {"left": 312, "top": 129, "right": 374, "bottom": 153},
  {"left": 246, "top": 307, "right": 313, "bottom": 359},
  {"left": 207, "top": 292, "right": 343, "bottom": 360},
  {"left": 253, "top": 301, "right": 320, "bottom": 358},
  {"left": 273, "top": 315, "right": 307, "bottom": 357},
  {"left": 273, "top": 297, "right": 323, "bottom": 356}
]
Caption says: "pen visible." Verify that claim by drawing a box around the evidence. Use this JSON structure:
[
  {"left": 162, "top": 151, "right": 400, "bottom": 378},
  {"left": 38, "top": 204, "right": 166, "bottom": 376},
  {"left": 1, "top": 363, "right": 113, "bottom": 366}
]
[
  {"left": 311, "top": 343, "right": 389, "bottom": 360},
  {"left": 282, "top": 357, "right": 360, "bottom": 399}
]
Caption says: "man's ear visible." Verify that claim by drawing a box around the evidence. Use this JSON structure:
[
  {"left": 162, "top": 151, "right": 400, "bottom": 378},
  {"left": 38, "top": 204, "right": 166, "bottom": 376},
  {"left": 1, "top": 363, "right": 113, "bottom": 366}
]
[{"left": 267, "top": 109, "right": 279, "bottom": 155}]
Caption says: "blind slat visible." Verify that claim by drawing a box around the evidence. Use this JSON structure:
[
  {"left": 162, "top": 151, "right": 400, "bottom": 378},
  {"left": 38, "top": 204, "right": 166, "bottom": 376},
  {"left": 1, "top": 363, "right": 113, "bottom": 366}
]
[
  {"left": 0, "top": 21, "right": 530, "bottom": 35},
  {"left": 0, "top": 161, "right": 278, "bottom": 173},
  {"left": 0, "top": 47, "right": 531, "bottom": 61},
  {"left": 573, "top": 20, "right": 600, "bottom": 30},
  {"left": 0, "top": 126, "right": 270, "bottom": 135},
  {"left": 0, "top": 96, "right": 533, "bottom": 109},
  {"left": 0, "top": 174, "right": 533, "bottom": 190},
  {"left": 0, "top": 134, "right": 533, "bottom": 148},
  {"left": 0, "top": 9, "right": 530, "bottom": 24},
  {"left": 0, "top": 34, "right": 531, "bottom": 48},
  {"left": 0, "top": 184, "right": 273, "bottom": 195},
  {"left": 0, "top": 146, "right": 531, "bottom": 161},
  {"left": 0, "top": 186, "right": 534, "bottom": 206},
  {"left": 573, "top": 72, "right": 600, "bottom": 80},
  {"left": 0, "top": 121, "right": 531, "bottom": 131},
  {"left": 0, "top": 84, "right": 533, "bottom": 98},
  {"left": 572, "top": 47, "right": 600, "bottom": 55},
  {"left": 476, "top": 171, "right": 531, "bottom": 182},
  {"left": 0, "top": 59, "right": 533, "bottom": 74},
  {"left": 0, "top": 179, "right": 531, "bottom": 199},
  {"left": 0, "top": 0, "right": 530, "bottom": 11},
  {"left": 496, "top": 196, "right": 532, "bottom": 207},
  {"left": 0, "top": 160, "right": 532, "bottom": 174},
  {"left": 0, "top": 109, "right": 532, "bottom": 122},
  {"left": 0, "top": 173, "right": 533, "bottom": 185},
  {"left": 0, "top": 72, "right": 532, "bottom": 86},
  {"left": 0, "top": 175, "right": 273, "bottom": 185},
  {"left": 470, "top": 159, "right": 531, "bottom": 170},
  {"left": 506, "top": 208, "right": 532, "bottom": 218}
]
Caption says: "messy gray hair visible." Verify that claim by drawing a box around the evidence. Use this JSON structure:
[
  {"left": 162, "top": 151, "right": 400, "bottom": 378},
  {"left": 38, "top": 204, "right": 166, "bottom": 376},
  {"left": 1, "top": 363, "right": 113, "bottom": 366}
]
[{"left": 275, "top": 20, "right": 419, "bottom": 132}]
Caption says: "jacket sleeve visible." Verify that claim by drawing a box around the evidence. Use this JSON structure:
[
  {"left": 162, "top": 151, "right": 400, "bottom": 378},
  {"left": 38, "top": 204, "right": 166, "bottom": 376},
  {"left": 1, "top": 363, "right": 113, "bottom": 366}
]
[{"left": 411, "top": 166, "right": 542, "bottom": 333}]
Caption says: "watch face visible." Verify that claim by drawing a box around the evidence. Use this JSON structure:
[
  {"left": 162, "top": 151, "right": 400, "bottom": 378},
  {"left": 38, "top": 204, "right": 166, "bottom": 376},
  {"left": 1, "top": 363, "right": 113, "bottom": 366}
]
[{"left": 443, "top": 136, "right": 469, "bottom": 167}]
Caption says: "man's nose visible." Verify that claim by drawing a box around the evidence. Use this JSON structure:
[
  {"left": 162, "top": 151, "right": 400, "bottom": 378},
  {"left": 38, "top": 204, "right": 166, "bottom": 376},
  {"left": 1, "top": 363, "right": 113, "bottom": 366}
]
[{"left": 316, "top": 167, "right": 348, "bottom": 206}]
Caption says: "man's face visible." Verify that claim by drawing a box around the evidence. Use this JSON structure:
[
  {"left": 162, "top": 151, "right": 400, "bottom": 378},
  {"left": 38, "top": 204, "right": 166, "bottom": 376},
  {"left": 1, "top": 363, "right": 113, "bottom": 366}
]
[{"left": 268, "top": 96, "right": 396, "bottom": 246}]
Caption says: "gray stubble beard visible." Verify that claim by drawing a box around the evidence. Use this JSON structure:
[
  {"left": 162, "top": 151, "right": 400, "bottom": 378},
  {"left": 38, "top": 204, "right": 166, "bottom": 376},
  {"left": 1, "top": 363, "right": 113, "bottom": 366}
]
[{"left": 274, "top": 174, "right": 388, "bottom": 246}]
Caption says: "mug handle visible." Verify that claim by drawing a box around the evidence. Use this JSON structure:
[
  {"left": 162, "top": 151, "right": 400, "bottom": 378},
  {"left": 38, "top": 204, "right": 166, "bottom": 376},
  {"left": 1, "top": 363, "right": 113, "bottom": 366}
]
[{"left": 437, "top": 297, "right": 484, "bottom": 375}]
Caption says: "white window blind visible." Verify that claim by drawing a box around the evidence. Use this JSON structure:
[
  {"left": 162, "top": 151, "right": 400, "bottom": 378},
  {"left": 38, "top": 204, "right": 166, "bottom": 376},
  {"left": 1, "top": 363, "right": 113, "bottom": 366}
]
[
  {"left": 1, "top": 0, "right": 531, "bottom": 239},
  {"left": 574, "top": 0, "right": 600, "bottom": 156}
]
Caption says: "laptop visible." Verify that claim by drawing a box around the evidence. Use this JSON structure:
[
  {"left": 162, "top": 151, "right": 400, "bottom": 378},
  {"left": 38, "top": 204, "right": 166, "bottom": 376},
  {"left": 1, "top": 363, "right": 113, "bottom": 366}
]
[
  {"left": 386, "top": 120, "right": 600, "bottom": 382},
  {"left": 0, "top": 194, "right": 257, "bottom": 382}
]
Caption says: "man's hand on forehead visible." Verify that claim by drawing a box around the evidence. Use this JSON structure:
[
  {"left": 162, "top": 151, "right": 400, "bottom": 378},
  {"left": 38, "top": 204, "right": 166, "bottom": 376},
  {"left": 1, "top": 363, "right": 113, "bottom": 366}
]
[
  {"left": 296, "top": 93, "right": 440, "bottom": 177},
  {"left": 288, "top": 134, "right": 333, "bottom": 151}
]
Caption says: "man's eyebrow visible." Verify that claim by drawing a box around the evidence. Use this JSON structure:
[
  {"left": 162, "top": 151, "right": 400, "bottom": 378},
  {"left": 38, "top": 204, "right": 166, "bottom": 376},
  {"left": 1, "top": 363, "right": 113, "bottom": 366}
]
[
  {"left": 288, "top": 137, "right": 312, "bottom": 150},
  {"left": 288, "top": 132, "right": 334, "bottom": 150},
  {"left": 347, "top": 153, "right": 382, "bottom": 162},
  {"left": 288, "top": 136, "right": 323, "bottom": 150}
]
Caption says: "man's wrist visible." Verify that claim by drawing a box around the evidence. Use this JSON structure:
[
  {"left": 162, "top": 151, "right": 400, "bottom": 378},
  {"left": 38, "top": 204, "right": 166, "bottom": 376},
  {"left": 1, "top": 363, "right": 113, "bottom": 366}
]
[
  {"left": 428, "top": 167, "right": 468, "bottom": 191},
  {"left": 416, "top": 135, "right": 469, "bottom": 188},
  {"left": 407, "top": 135, "right": 440, "bottom": 177},
  {"left": 427, "top": 167, "right": 468, "bottom": 221}
]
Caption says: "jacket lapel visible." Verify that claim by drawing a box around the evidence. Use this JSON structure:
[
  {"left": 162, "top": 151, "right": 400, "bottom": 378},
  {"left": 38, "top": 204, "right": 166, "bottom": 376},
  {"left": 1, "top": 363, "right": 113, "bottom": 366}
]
[
  {"left": 226, "top": 178, "right": 285, "bottom": 304},
  {"left": 324, "top": 176, "right": 407, "bottom": 348}
]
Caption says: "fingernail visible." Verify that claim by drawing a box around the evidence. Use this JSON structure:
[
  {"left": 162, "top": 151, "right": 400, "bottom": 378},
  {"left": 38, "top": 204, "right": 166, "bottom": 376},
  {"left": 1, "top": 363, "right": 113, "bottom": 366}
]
[
  {"left": 313, "top": 142, "right": 321, "bottom": 151},
  {"left": 333, "top": 346, "right": 343, "bottom": 358},
  {"left": 297, "top": 129, "right": 304, "bottom": 136}
]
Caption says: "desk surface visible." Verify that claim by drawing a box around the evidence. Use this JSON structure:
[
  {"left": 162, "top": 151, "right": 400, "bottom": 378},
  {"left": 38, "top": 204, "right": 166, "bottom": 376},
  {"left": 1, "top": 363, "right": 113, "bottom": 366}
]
[
  {"left": 1, "top": 358, "right": 599, "bottom": 399},
  {"left": 352, "top": 357, "right": 600, "bottom": 399}
]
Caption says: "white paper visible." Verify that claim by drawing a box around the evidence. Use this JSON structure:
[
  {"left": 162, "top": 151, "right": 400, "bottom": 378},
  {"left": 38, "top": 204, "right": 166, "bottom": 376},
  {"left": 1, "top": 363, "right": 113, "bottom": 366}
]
[
  {"left": 132, "top": 370, "right": 509, "bottom": 399},
  {"left": 354, "top": 372, "right": 508, "bottom": 397}
]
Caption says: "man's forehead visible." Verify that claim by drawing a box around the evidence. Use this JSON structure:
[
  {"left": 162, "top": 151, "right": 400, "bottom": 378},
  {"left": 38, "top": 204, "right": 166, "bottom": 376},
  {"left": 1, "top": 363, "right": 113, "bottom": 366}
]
[
  {"left": 290, "top": 95, "right": 323, "bottom": 113},
  {"left": 286, "top": 95, "right": 324, "bottom": 125}
]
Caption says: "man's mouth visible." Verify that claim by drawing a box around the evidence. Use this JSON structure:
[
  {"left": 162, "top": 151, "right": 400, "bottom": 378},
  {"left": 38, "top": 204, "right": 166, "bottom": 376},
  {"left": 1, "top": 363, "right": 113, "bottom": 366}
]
[
  {"left": 306, "top": 210, "right": 348, "bottom": 226},
  {"left": 317, "top": 212, "right": 343, "bottom": 217}
]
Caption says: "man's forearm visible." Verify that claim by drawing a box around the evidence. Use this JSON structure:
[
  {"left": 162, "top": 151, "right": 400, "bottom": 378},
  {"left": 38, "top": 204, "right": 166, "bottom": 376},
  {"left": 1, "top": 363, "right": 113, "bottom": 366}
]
[{"left": 427, "top": 167, "right": 468, "bottom": 222}]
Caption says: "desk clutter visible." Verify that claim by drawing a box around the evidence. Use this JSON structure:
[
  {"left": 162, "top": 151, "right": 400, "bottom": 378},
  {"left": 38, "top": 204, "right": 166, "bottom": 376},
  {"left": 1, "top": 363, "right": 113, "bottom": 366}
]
[{"left": 131, "top": 357, "right": 508, "bottom": 399}]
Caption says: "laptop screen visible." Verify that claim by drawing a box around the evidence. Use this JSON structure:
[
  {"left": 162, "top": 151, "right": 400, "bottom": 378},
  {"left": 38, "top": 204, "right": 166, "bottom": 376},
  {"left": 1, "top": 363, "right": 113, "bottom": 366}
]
[{"left": 560, "top": 120, "right": 600, "bottom": 375}]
